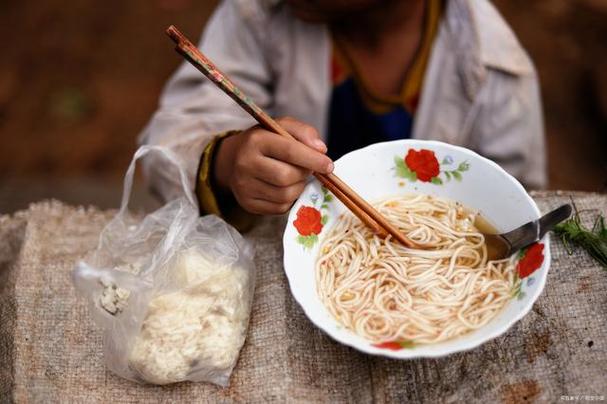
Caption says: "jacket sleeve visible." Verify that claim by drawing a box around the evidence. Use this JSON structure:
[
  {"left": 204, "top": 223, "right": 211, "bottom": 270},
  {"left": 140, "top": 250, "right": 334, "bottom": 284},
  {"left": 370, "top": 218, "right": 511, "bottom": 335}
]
[
  {"left": 470, "top": 68, "right": 548, "bottom": 189},
  {"left": 137, "top": 0, "right": 273, "bottom": 203}
]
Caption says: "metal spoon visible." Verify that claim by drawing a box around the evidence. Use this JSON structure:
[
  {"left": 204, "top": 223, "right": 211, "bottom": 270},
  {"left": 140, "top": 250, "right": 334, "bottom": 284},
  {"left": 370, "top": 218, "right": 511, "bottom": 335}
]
[{"left": 484, "top": 204, "right": 572, "bottom": 260}]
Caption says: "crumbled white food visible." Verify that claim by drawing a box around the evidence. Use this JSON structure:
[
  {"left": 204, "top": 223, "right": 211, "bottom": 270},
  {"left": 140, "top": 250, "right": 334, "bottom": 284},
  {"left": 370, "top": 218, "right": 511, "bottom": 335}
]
[
  {"left": 100, "top": 279, "right": 131, "bottom": 315},
  {"left": 127, "top": 248, "right": 250, "bottom": 385}
]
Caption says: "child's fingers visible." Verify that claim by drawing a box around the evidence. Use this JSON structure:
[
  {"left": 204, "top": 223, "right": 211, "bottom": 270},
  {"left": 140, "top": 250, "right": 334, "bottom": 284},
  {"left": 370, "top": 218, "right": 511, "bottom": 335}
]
[
  {"left": 251, "top": 154, "right": 309, "bottom": 187},
  {"left": 247, "top": 178, "right": 306, "bottom": 204},
  {"left": 261, "top": 134, "right": 333, "bottom": 175},
  {"left": 276, "top": 117, "right": 328, "bottom": 154}
]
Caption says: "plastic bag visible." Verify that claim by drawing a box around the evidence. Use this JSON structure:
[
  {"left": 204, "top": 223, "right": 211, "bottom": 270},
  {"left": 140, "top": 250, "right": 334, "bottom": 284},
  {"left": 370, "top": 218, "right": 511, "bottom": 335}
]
[{"left": 72, "top": 145, "right": 255, "bottom": 386}]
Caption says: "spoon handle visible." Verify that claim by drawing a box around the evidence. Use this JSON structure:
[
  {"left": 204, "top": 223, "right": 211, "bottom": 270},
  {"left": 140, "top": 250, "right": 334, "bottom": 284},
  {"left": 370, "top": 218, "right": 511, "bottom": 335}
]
[
  {"left": 538, "top": 204, "right": 572, "bottom": 239},
  {"left": 501, "top": 204, "right": 573, "bottom": 254}
]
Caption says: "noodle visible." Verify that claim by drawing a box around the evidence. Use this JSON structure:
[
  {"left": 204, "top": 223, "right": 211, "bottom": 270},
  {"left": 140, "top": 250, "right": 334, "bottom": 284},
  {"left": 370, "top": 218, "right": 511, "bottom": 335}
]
[{"left": 315, "top": 194, "right": 519, "bottom": 345}]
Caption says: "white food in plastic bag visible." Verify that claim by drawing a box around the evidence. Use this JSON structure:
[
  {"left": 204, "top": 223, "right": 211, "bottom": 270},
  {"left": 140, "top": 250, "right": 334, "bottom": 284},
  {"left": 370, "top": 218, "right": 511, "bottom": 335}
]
[
  {"left": 128, "top": 248, "right": 251, "bottom": 384},
  {"left": 100, "top": 280, "right": 131, "bottom": 315},
  {"left": 72, "top": 146, "right": 256, "bottom": 387}
]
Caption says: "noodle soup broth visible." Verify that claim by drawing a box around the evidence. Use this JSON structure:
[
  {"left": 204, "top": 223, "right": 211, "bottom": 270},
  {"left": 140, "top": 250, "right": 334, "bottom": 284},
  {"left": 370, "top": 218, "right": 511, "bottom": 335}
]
[{"left": 315, "top": 194, "right": 516, "bottom": 347}]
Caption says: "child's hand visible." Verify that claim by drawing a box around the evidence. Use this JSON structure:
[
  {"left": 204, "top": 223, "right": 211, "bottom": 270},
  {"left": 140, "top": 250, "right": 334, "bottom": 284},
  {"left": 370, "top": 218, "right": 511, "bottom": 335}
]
[{"left": 214, "top": 117, "right": 334, "bottom": 215}]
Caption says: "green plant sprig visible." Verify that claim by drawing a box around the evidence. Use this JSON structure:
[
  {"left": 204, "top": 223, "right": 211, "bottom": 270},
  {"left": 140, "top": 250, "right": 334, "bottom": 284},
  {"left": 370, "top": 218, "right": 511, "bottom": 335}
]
[{"left": 554, "top": 208, "right": 607, "bottom": 269}]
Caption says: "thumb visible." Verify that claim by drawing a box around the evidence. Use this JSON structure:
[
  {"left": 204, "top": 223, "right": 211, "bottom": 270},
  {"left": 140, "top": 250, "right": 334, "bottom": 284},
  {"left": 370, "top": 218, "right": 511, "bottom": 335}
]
[{"left": 276, "top": 117, "right": 328, "bottom": 154}]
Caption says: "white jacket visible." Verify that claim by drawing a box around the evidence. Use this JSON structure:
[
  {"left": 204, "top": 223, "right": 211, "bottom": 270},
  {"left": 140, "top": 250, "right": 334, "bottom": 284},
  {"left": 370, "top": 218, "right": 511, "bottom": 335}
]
[{"left": 139, "top": 0, "right": 547, "bottom": 204}]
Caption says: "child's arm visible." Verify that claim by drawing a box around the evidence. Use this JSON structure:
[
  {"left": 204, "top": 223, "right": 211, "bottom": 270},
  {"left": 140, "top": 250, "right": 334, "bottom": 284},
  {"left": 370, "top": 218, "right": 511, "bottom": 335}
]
[{"left": 138, "top": 1, "right": 330, "bottom": 217}]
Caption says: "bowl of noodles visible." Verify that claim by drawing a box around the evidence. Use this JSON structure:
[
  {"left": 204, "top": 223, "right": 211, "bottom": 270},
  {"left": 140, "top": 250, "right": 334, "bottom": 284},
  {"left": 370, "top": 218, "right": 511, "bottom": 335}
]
[{"left": 283, "top": 139, "right": 549, "bottom": 358}]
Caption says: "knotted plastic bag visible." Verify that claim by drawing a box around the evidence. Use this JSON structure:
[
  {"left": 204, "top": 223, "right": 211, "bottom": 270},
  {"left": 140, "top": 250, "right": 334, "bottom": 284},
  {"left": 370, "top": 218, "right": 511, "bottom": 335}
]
[{"left": 72, "top": 145, "right": 255, "bottom": 386}]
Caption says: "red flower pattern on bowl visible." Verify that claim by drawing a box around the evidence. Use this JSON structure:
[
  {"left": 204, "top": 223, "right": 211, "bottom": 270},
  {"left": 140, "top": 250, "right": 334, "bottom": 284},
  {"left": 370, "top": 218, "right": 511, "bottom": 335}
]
[
  {"left": 293, "top": 206, "right": 323, "bottom": 236},
  {"left": 373, "top": 340, "right": 414, "bottom": 350},
  {"left": 517, "top": 242, "right": 544, "bottom": 278},
  {"left": 405, "top": 149, "right": 440, "bottom": 182}
]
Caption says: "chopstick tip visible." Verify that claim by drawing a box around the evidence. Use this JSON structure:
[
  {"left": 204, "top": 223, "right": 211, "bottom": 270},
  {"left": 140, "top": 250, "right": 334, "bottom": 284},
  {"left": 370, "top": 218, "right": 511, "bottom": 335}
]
[{"left": 165, "top": 25, "right": 181, "bottom": 43}]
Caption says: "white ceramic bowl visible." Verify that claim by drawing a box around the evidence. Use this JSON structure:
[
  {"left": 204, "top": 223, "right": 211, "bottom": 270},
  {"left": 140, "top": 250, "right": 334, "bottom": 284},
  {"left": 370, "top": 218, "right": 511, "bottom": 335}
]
[{"left": 283, "top": 139, "right": 550, "bottom": 359}]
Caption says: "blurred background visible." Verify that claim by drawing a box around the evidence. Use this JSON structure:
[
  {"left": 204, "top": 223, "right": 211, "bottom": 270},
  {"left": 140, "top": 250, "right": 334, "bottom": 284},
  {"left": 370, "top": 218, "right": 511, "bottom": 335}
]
[{"left": 1, "top": 0, "right": 606, "bottom": 213}]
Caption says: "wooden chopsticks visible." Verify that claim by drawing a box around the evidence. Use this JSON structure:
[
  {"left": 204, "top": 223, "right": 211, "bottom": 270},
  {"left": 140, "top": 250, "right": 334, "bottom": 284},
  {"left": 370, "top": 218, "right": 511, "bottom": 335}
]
[{"left": 166, "top": 25, "right": 416, "bottom": 248}]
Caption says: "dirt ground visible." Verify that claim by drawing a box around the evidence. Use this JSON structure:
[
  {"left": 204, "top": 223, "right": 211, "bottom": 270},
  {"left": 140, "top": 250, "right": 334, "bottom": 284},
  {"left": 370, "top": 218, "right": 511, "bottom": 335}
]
[
  {"left": 494, "top": 0, "right": 607, "bottom": 191},
  {"left": 0, "top": 0, "right": 605, "bottom": 213}
]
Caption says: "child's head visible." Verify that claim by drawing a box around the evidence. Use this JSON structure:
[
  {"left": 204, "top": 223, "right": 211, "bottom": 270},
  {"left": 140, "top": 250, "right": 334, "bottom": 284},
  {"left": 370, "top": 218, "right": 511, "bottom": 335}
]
[{"left": 287, "top": 0, "right": 387, "bottom": 22}]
